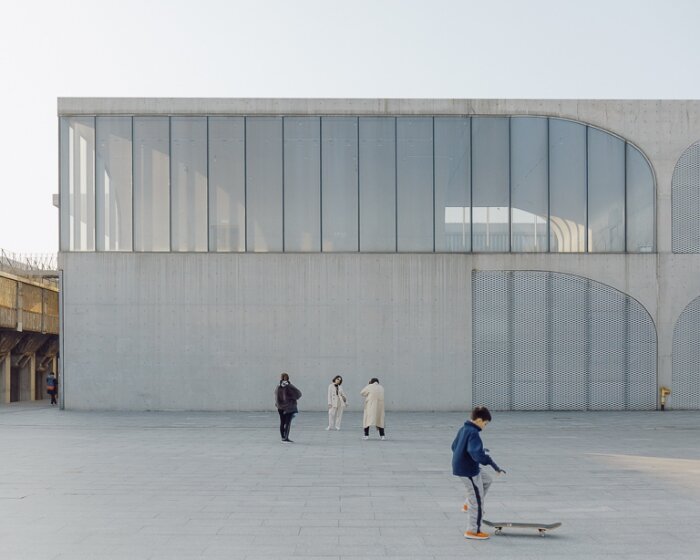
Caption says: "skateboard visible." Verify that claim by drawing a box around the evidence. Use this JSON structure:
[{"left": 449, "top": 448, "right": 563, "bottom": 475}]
[{"left": 483, "top": 519, "right": 562, "bottom": 537}]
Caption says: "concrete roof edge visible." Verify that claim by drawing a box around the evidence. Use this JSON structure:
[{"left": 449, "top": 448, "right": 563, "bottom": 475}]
[{"left": 56, "top": 97, "right": 700, "bottom": 115}]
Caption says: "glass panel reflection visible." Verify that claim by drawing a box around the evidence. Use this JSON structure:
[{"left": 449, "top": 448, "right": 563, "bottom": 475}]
[
  {"left": 59, "top": 113, "right": 655, "bottom": 255},
  {"left": 171, "top": 117, "right": 207, "bottom": 252},
  {"left": 626, "top": 144, "right": 655, "bottom": 252},
  {"left": 359, "top": 117, "right": 396, "bottom": 251},
  {"left": 321, "top": 117, "right": 358, "bottom": 252},
  {"left": 96, "top": 117, "right": 132, "bottom": 251},
  {"left": 511, "top": 117, "right": 548, "bottom": 252},
  {"left": 208, "top": 117, "right": 245, "bottom": 252},
  {"left": 472, "top": 117, "right": 509, "bottom": 252},
  {"left": 134, "top": 117, "right": 170, "bottom": 251},
  {"left": 397, "top": 118, "right": 433, "bottom": 251},
  {"left": 472, "top": 207, "right": 509, "bottom": 251},
  {"left": 434, "top": 117, "right": 470, "bottom": 252},
  {"left": 246, "top": 117, "right": 283, "bottom": 252},
  {"left": 60, "top": 117, "right": 95, "bottom": 251},
  {"left": 284, "top": 117, "right": 320, "bottom": 252},
  {"left": 588, "top": 127, "right": 625, "bottom": 252},
  {"left": 549, "top": 119, "right": 587, "bottom": 252}
]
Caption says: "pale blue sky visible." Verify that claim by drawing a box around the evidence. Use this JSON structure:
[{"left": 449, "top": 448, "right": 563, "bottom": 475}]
[{"left": 1, "top": 0, "right": 699, "bottom": 253}]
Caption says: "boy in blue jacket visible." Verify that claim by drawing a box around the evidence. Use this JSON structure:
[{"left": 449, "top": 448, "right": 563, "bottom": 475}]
[{"left": 451, "top": 406, "right": 506, "bottom": 540}]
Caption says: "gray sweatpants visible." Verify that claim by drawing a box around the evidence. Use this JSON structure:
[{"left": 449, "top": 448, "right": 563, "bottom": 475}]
[{"left": 459, "top": 470, "right": 493, "bottom": 533}]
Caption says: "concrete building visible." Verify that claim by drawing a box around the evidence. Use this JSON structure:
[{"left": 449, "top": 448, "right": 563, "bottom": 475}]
[{"left": 57, "top": 98, "right": 700, "bottom": 411}]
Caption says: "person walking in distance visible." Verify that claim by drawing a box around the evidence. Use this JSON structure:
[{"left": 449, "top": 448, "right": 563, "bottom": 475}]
[
  {"left": 274, "top": 373, "right": 302, "bottom": 442},
  {"left": 326, "top": 375, "right": 348, "bottom": 430},
  {"left": 360, "top": 378, "right": 386, "bottom": 440},
  {"left": 46, "top": 371, "right": 58, "bottom": 406},
  {"left": 451, "top": 406, "right": 506, "bottom": 540}
]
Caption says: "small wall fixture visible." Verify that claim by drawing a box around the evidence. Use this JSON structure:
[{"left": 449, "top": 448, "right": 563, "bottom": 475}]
[{"left": 660, "top": 386, "right": 671, "bottom": 411}]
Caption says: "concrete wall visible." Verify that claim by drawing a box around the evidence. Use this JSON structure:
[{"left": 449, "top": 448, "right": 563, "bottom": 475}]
[
  {"left": 61, "top": 252, "right": 663, "bottom": 411},
  {"left": 62, "top": 253, "right": 471, "bottom": 411},
  {"left": 58, "top": 98, "right": 700, "bottom": 410}
]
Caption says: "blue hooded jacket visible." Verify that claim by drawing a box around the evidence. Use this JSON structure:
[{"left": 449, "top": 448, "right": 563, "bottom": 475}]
[{"left": 451, "top": 421, "right": 501, "bottom": 477}]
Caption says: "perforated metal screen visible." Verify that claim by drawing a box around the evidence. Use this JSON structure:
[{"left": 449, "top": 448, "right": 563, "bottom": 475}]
[
  {"left": 672, "top": 297, "right": 700, "bottom": 409},
  {"left": 672, "top": 142, "right": 700, "bottom": 253},
  {"left": 473, "top": 271, "right": 657, "bottom": 410}
]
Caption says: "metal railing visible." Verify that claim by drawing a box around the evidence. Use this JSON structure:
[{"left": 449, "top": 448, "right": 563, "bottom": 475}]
[{"left": 0, "top": 249, "right": 57, "bottom": 273}]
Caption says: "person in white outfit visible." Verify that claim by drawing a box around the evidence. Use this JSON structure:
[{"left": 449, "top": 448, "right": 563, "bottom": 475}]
[
  {"left": 361, "top": 378, "right": 386, "bottom": 440},
  {"left": 327, "top": 375, "right": 348, "bottom": 430}
]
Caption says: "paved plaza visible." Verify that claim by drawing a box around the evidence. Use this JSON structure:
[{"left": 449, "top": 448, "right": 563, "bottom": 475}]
[{"left": 1, "top": 403, "right": 700, "bottom": 559}]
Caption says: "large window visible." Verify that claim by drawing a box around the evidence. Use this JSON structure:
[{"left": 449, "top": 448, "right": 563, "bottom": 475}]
[
  {"left": 626, "top": 144, "right": 655, "bottom": 253},
  {"left": 284, "top": 117, "right": 320, "bottom": 252},
  {"left": 60, "top": 117, "right": 95, "bottom": 251},
  {"left": 472, "top": 117, "right": 509, "bottom": 252},
  {"left": 511, "top": 117, "right": 548, "bottom": 252},
  {"left": 133, "top": 117, "right": 169, "bottom": 252},
  {"left": 397, "top": 118, "right": 433, "bottom": 252},
  {"left": 549, "top": 119, "right": 587, "bottom": 252},
  {"left": 59, "top": 115, "right": 655, "bottom": 254},
  {"left": 321, "top": 117, "right": 358, "bottom": 252},
  {"left": 359, "top": 117, "right": 396, "bottom": 251},
  {"left": 588, "top": 127, "right": 625, "bottom": 252},
  {"left": 96, "top": 117, "right": 132, "bottom": 251},
  {"left": 434, "top": 117, "right": 470, "bottom": 252},
  {"left": 171, "top": 117, "right": 207, "bottom": 252},
  {"left": 208, "top": 117, "right": 245, "bottom": 252},
  {"left": 246, "top": 117, "right": 283, "bottom": 252}
]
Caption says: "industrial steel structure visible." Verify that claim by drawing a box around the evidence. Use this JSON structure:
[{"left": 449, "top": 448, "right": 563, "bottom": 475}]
[{"left": 0, "top": 269, "right": 59, "bottom": 403}]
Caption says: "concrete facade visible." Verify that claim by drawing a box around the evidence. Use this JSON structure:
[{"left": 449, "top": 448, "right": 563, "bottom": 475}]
[
  {"left": 58, "top": 98, "right": 700, "bottom": 411},
  {"left": 61, "top": 252, "right": 663, "bottom": 411}
]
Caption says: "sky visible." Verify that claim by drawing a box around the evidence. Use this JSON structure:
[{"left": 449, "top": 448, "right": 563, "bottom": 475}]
[{"left": 1, "top": 0, "right": 699, "bottom": 254}]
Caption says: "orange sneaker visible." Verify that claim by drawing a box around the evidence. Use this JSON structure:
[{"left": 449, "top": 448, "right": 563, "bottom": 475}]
[
  {"left": 464, "top": 531, "right": 490, "bottom": 540},
  {"left": 462, "top": 504, "right": 469, "bottom": 512}
]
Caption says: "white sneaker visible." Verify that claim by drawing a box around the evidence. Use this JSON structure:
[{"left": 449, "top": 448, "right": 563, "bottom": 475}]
[
  {"left": 362, "top": 435, "right": 369, "bottom": 440},
  {"left": 325, "top": 426, "right": 331, "bottom": 431},
  {"left": 335, "top": 427, "right": 341, "bottom": 430},
  {"left": 380, "top": 436, "right": 386, "bottom": 441}
]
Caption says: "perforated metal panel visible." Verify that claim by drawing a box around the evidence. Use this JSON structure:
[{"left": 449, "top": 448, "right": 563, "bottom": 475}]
[
  {"left": 672, "top": 297, "right": 700, "bottom": 409},
  {"left": 672, "top": 142, "right": 700, "bottom": 253},
  {"left": 473, "top": 271, "right": 657, "bottom": 411}
]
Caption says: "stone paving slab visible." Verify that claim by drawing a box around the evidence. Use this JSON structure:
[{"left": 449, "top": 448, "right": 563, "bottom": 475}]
[{"left": 1, "top": 403, "right": 700, "bottom": 558}]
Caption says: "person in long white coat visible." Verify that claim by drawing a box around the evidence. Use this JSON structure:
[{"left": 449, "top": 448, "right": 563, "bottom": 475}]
[
  {"left": 360, "top": 378, "right": 386, "bottom": 440},
  {"left": 326, "top": 375, "right": 348, "bottom": 430}
]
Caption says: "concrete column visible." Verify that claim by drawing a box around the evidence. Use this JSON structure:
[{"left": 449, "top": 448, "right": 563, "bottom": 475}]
[
  {"left": 1, "top": 354, "right": 9, "bottom": 404},
  {"left": 29, "top": 354, "right": 36, "bottom": 401},
  {"left": 52, "top": 356, "right": 58, "bottom": 397}
]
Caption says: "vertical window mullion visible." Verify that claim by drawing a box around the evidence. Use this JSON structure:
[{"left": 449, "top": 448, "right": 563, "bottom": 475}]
[
  {"left": 168, "top": 116, "right": 172, "bottom": 252},
  {"left": 206, "top": 117, "right": 210, "bottom": 253},
  {"left": 244, "top": 117, "right": 247, "bottom": 252},
  {"left": 357, "top": 116, "right": 360, "bottom": 252}
]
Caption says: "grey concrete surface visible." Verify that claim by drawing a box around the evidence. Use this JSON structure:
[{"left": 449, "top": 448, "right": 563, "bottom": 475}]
[
  {"left": 2, "top": 404, "right": 700, "bottom": 559},
  {"left": 61, "top": 253, "right": 472, "bottom": 411},
  {"left": 60, "top": 252, "right": 665, "bottom": 411}
]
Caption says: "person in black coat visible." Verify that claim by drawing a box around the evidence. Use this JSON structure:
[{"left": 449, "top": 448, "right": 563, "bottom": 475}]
[{"left": 274, "top": 372, "right": 302, "bottom": 442}]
